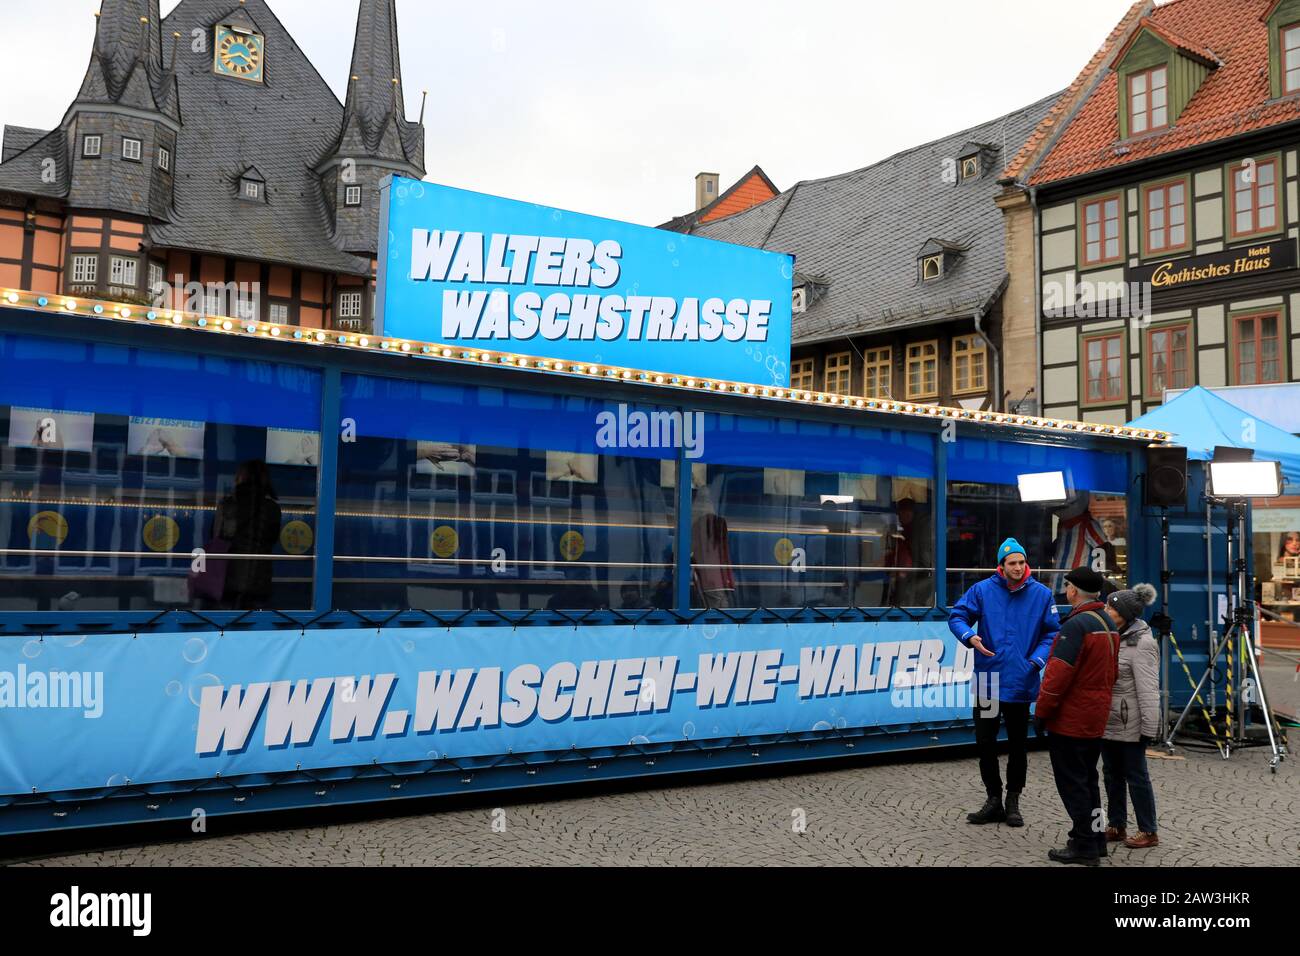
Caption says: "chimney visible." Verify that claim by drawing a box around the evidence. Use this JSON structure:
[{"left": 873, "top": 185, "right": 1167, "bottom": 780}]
[{"left": 695, "top": 172, "right": 720, "bottom": 211}]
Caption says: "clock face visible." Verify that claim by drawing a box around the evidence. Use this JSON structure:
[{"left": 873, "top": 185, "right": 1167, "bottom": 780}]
[{"left": 214, "top": 26, "right": 264, "bottom": 82}]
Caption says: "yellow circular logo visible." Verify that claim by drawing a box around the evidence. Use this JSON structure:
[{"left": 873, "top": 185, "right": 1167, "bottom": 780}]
[
  {"left": 559, "top": 530, "right": 585, "bottom": 561},
  {"left": 430, "top": 525, "right": 459, "bottom": 559},
  {"left": 280, "top": 520, "right": 314, "bottom": 555},
  {"left": 27, "top": 511, "right": 69, "bottom": 545},
  {"left": 143, "top": 515, "right": 181, "bottom": 552},
  {"left": 774, "top": 537, "right": 796, "bottom": 566}
]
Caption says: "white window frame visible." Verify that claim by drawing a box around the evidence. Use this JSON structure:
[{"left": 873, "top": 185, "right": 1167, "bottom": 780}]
[
  {"left": 109, "top": 256, "right": 138, "bottom": 287},
  {"left": 158, "top": 146, "right": 171, "bottom": 171},
  {"left": 71, "top": 254, "right": 98, "bottom": 284},
  {"left": 148, "top": 261, "right": 164, "bottom": 294},
  {"left": 122, "top": 138, "right": 142, "bottom": 162},
  {"left": 921, "top": 254, "right": 943, "bottom": 281},
  {"left": 338, "top": 291, "right": 363, "bottom": 319},
  {"left": 242, "top": 179, "right": 261, "bottom": 200},
  {"left": 269, "top": 303, "right": 290, "bottom": 325},
  {"left": 344, "top": 185, "right": 362, "bottom": 206},
  {"left": 82, "top": 135, "right": 102, "bottom": 158}
]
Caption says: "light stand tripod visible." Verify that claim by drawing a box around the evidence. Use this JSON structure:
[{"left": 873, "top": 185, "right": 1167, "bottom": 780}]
[
  {"left": 1150, "top": 509, "right": 1174, "bottom": 737},
  {"left": 1165, "top": 498, "right": 1286, "bottom": 771}
]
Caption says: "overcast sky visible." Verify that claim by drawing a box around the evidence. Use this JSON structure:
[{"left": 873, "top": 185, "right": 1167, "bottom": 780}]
[{"left": 1, "top": 0, "right": 1137, "bottom": 225}]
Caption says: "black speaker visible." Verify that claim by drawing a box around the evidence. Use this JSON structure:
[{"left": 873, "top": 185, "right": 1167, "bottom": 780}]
[{"left": 1145, "top": 446, "right": 1188, "bottom": 507}]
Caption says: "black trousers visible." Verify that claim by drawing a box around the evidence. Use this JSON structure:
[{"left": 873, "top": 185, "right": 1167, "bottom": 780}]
[
  {"left": 972, "top": 701, "right": 1031, "bottom": 797},
  {"left": 1048, "top": 732, "right": 1104, "bottom": 856}
]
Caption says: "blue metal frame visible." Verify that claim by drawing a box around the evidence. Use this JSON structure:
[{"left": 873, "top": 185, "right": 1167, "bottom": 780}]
[{"left": 0, "top": 305, "right": 1166, "bottom": 835}]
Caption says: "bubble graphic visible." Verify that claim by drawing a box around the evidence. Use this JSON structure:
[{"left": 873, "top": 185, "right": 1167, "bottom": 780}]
[
  {"left": 182, "top": 637, "right": 208, "bottom": 664},
  {"left": 682, "top": 722, "right": 696, "bottom": 738},
  {"left": 780, "top": 260, "right": 794, "bottom": 280},
  {"left": 426, "top": 750, "right": 441, "bottom": 760},
  {"left": 630, "top": 735, "right": 651, "bottom": 746},
  {"left": 106, "top": 773, "right": 128, "bottom": 788},
  {"left": 812, "top": 720, "right": 833, "bottom": 732},
  {"left": 702, "top": 625, "right": 720, "bottom": 640},
  {"left": 835, "top": 717, "right": 848, "bottom": 730},
  {"left": 671, "top": 259, "right": 679, "bottom": 267},
  {"left": 188, "top": 673, "right": 222, "bottom": 707},
  {"left": 666, "top": 242, "right": 676, "bottom": 253},
  {"left": 409, "top": 182, "right": 426, "bottom": 199},
  {"left": 22, "top": 640, "right": 42, "bottom": 660},
  {"left": 165, "top": 680, "right": 182, "bottom": 697},
  {"left": 52, "top": 634, "right": 88, "bottom": 648},
  {"left": 552, "top": 210, "right": 562, "bottom": 221},
  {"left": 404, "top": 641, "right": 415, "bottom": 653}
]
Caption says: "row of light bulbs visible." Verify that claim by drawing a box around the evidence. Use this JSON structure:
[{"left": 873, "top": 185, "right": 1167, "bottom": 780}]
[{"left": 1, "top": 287, "right": 1169, "bottom": 443}]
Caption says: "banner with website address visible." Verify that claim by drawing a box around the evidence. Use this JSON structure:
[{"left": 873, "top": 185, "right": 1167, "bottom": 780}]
[{"left": 0, "top": 622, "right": 978, "bottom": 796}]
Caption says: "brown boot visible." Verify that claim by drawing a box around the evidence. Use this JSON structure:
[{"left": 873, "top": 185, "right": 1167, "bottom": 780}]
[
  {"left": 1105, "top": 826, "right": 1127, "bottom": 843},
  {"left": 1124, "top": 831, "right": 1159, "bottom": 849}
]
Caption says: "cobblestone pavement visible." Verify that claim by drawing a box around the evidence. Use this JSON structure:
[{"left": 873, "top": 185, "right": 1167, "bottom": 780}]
[{"left": 12, "top": 739, "right": 1298, "bottom": 867}]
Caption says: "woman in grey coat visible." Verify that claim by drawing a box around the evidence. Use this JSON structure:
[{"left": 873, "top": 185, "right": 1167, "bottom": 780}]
[{"left": 1101, "top": 583, "right": 1161, "bottom": 849}]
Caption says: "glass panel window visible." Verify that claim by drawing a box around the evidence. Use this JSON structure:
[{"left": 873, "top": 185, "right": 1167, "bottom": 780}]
[
  {"left": 790, "top": 358, "right": 814, "bottom": 392},
  {"left": 825, "top": 352, "right": 852, "bottom": 395},
  {"left": 71, "top": 254, "right": 98, "bottom": 284},
  {"left": 1234, "top": 313, "right": 1283, "bottom": 385},
  {"left": 269, "top": 303, "right": 290, "bottom": 325},
  {"left": 863, "top": 347, "right": 891, "bottom": 398},
  {"left": 1083, "top": 333, "right": 1124, "bottom": 404},
  {"left": 148, "top": 261, "right": 164, "bottom": 295},
  {"left": 345, "top": 185, "right": 362, "bottom": 206},
  {"left": 952, "top": 335, "right": 987, "bottom": 394},
  {"left": 1285, "top": 24, "right": 1300, "bottom": 94},
  {"left": 696, "top": 413, "right": 935, "bottom": 609},
  {"left": 947, "top": 437, "right": 1127, "bottom": 599},
  {"left": 1231, "top": 158, "right": 1280, "bottom": 238},
  {"left": 109, "top": 256, "right": 137, "bottom": 288},
  {"left": 0, "top": 332, "right": 321, "bottom": 611},
  {"left": 961, "top": 156, "right": 979, "bottom": 180},
  {"left": 921, "top": 254, "right": 943, "bottom": 280},
  {"left": 1081, "top": 195, "right": 1122, "bottom": 265},
  {"left": 242, "top": 179, "right": 261, "bottom": 200},
  {"left": 334, "top": 377, "right": 677, "bottom": 611},
  {"left": 82, "top": 135, "right": 101, "bottom": 158},
  {"left": 122, "top": 138, "right": 142, "bottom": 161},
  {"left": 905, "top": 341, "right": 938, "bottom": 399},
  {"left": 1128, "top": 65, "right": 1168, "bottom": 134},
  {"left": 1146, "top": 323, "right": 1190, "bottom": 397},
  {"left": 338, "top": 291, "right": 363, "bottom": 319},
  {"left": 158, "top": 146, "right": 170, "bottom": 171},
  {"left": 1145, "top": 180, "right": 1187, "bottom": 253}
]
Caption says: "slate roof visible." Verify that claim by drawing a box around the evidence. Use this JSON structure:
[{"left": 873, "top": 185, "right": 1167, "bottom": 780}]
[
  {"left": 0, "top": 130, "right": 68, "bottom": 200},
  {"left": 329, "top": 0, "right": 424, "bottom": 171},
  {"left": 148, "top": 0, "right": 370, "bottom": 274},
  {"left": 1028, "top": 0, "right": 1299, "bottom": 187},
  {"left": 681, "top": 95, "right": 1058, "bottom": 345},
  {"left": 2, "top": 127, "right": 52, "bottom": 164}
]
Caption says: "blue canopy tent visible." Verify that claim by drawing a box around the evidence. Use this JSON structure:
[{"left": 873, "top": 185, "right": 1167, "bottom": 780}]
[{"left": 1129, "top": 385, "right": 1300, "bottom": 489}]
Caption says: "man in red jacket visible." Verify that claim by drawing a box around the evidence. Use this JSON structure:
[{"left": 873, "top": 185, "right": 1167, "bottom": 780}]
[{"left": 1036, "top": 566, "right": 1121, "bottom": 866}]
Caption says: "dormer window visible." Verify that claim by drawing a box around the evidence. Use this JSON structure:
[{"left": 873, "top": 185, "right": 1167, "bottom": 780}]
[
  {"left": 1284, "top": 23, "right": 1300, "bottom": 94},
  {"left": 960, "top": 156, "right": 980, "bottom": 180},
  {"left": 792, "top": 286, "right": 807, "bottom": 313},
  {"left": 238, "top": 166, "right": 266, "bottom": 202},
  {"left": 1128, "top": 65, "right": 1168, "bottom": 134},
  {"left": 917, "top": 238, "right": 961, "bottom": 282},
  {"left": 921, "top": 255, "right": 943, "bottom": 281}
]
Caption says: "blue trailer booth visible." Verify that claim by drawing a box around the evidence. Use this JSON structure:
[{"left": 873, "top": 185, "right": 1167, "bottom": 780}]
[{"left": 0, "top": 297, "right": 1189, "bottom": 836}]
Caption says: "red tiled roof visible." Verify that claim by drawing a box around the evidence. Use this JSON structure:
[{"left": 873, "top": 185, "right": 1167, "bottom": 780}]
[
  {"left": 1029, "top": 0, "right": 1300, "bottom": 186},
  {"left": 1114, "top": 16, "right": 1222, "bottom": 67},
  {"left": 1001, "top": 2, "right": 1153, "bottom": 181}
]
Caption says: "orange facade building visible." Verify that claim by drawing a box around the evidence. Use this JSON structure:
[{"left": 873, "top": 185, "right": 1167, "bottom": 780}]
[{"left": 0, "top": 0, "right": 425, "bottom": 332}]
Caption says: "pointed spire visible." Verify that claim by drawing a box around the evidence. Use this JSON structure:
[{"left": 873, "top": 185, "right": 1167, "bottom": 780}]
[
  {"left": 76, "top": 0, "right": 175, "bottom": 119},
  {"left": 332, "top": 0, "right": 424, "bottom": 174}
]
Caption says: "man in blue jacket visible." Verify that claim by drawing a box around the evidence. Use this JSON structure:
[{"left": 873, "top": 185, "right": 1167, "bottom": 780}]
[{"left": 948, "top": 537, "right": 1060, "bottom": 827}]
